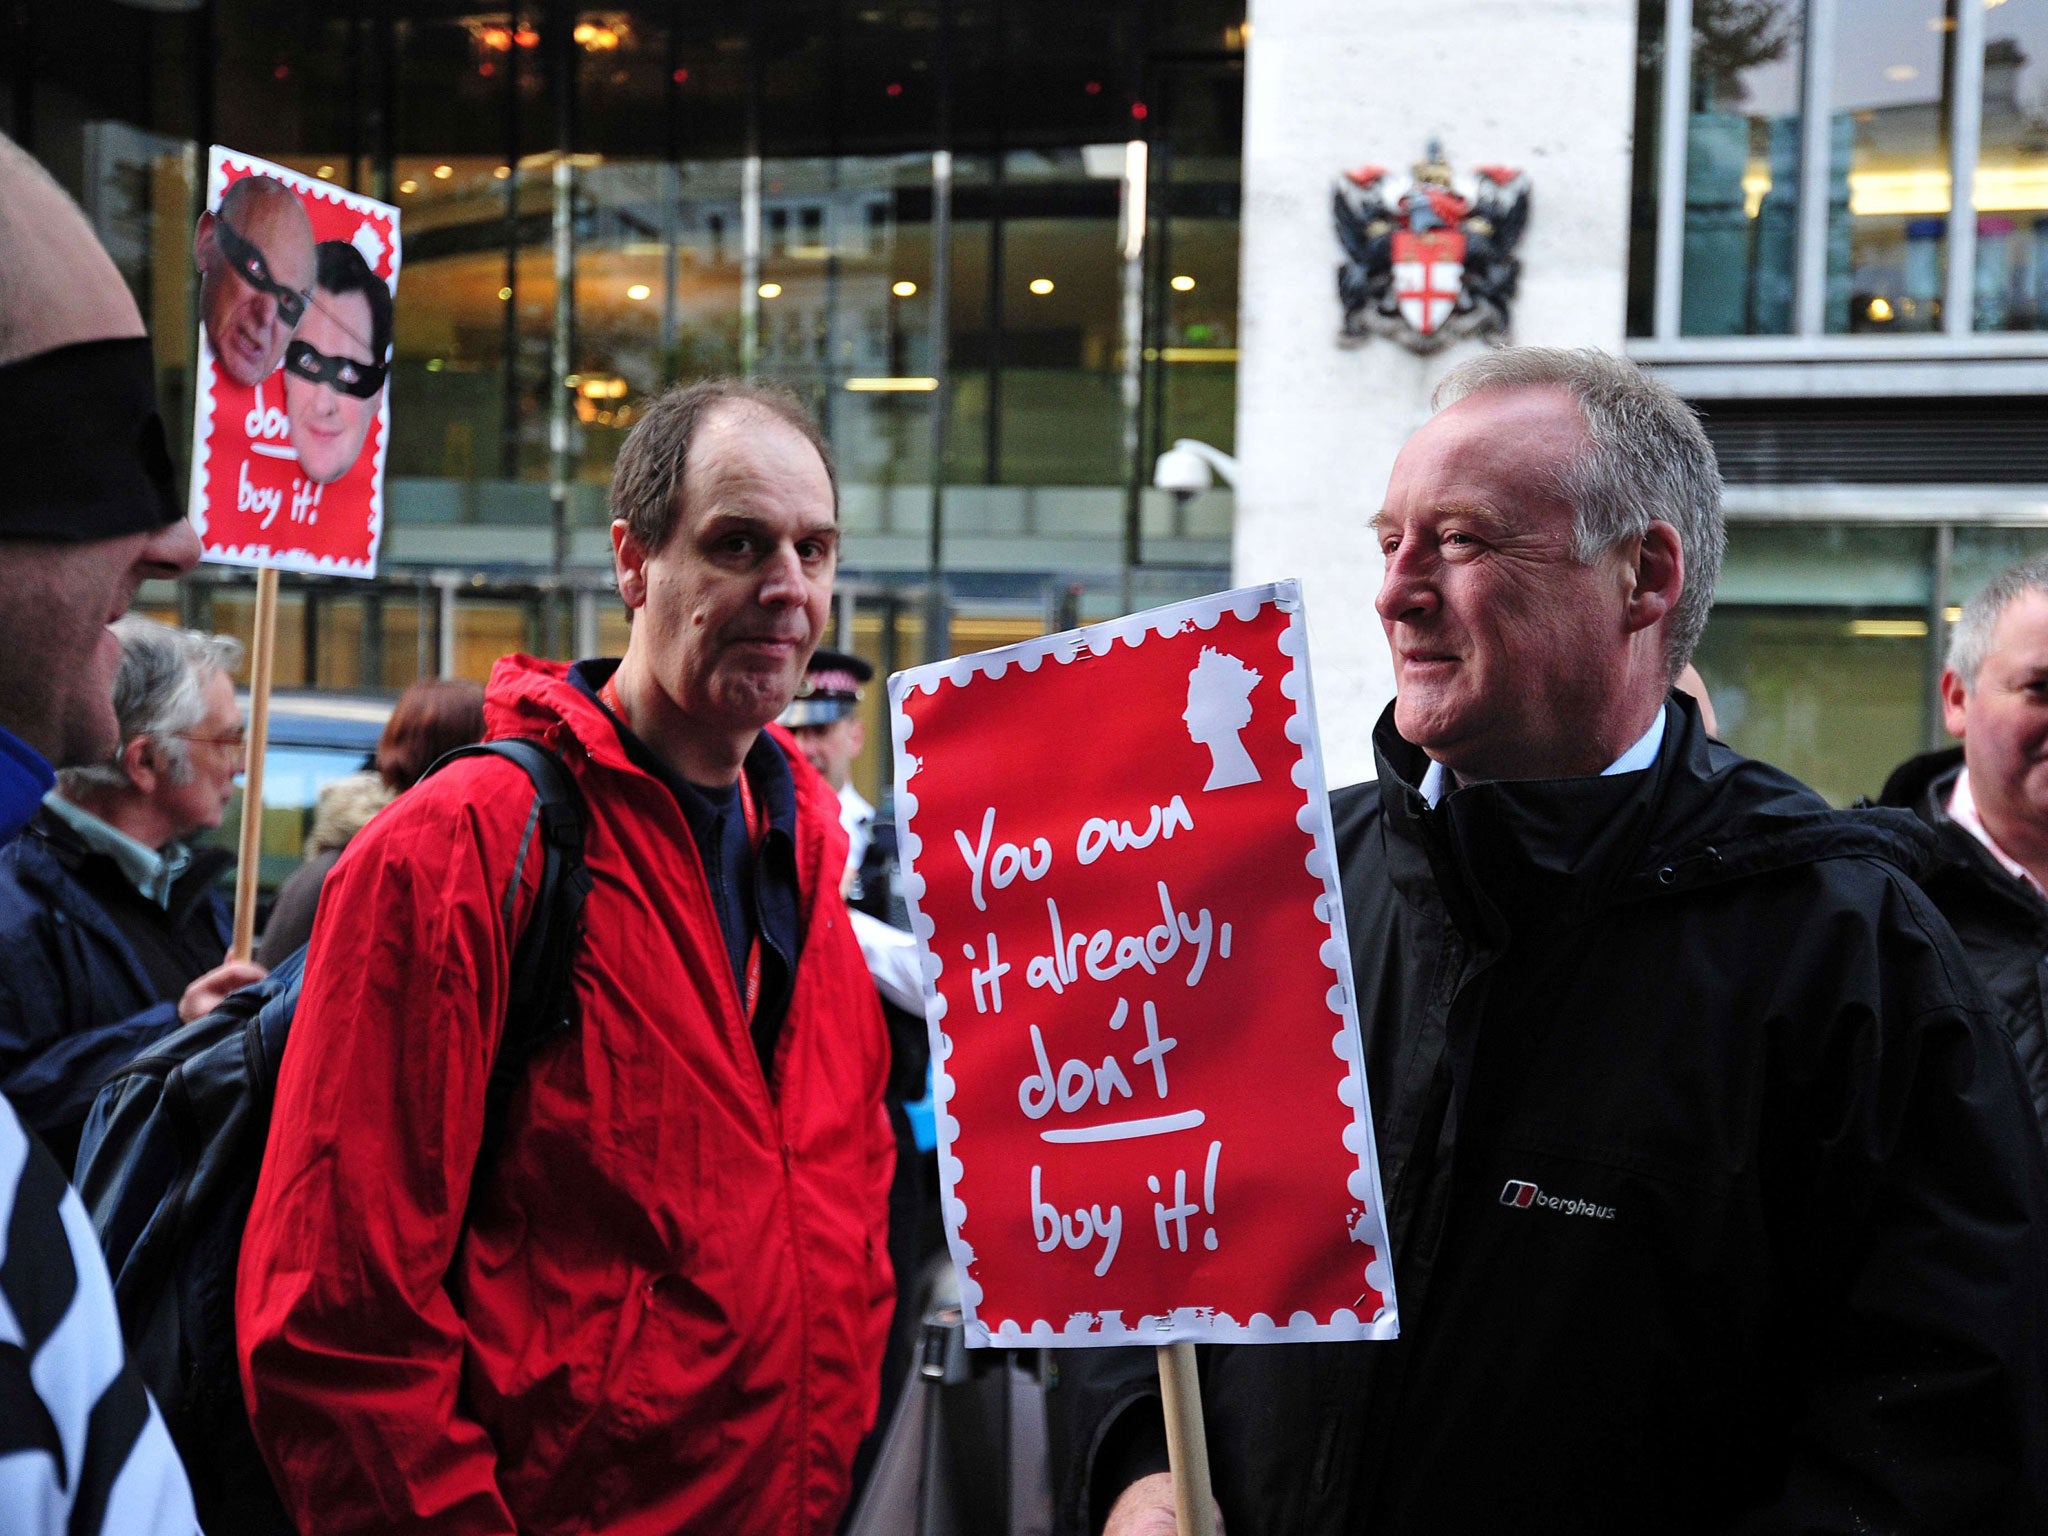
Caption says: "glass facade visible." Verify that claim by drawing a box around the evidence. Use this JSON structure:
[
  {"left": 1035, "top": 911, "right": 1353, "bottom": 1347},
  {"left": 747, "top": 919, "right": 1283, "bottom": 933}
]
[
  {"left": 1828, "top": 0, "right": 1955, "bottom": 333},
  {"left": 1976, "top": 5, "right": 2048, "bottom": 330},
  {"left": 1680, "top": 0, "right": 1805, "bottom": 334},
  {"left": 1639, "top": 0, "right": 2048, "bottom": 339}
]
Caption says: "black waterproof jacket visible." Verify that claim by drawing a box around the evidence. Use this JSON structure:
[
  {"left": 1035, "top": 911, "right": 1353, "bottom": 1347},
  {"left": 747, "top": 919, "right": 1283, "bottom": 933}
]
[
  {"left": 1053, "top": 696, "right": 2048, "bottom": 1535},
  {"left": 1878, "top": 747, "right": 2048, "bottom": 1149}
]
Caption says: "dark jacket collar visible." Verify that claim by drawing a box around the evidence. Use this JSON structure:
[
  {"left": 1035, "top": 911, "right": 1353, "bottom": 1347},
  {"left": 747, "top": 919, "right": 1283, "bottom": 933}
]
[
  {"left": 566, "top": 657, "right": 799, "bottom": 848},
  {"left": 1371, "top": 691, "right": 1935, "bottom": 938},
  {"left": 30, "top": 804, "right": 235, "bottom": 920}
]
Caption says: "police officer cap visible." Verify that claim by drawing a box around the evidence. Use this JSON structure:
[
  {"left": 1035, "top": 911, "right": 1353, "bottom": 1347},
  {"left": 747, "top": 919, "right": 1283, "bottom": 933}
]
[{"left": 779, "top": 648, "right": 873, "bottom": 728}]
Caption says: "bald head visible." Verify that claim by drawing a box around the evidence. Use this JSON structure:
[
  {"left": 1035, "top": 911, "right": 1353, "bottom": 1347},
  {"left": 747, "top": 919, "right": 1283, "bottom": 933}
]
[
  {"left": 0, "top": 134, "right": 145, "bottom": 368},
  {"left": 197, "top": 175, "right": 316, "bottom": 386}
]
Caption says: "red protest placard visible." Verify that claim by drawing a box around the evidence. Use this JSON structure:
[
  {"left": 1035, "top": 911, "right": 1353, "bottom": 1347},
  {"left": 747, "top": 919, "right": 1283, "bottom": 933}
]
[
  {"left": 189, "top": 146, "right": 399, "bottom": 577},
  {"left": 890, "top": 582, "right": 1399, "bottom": 1347}
]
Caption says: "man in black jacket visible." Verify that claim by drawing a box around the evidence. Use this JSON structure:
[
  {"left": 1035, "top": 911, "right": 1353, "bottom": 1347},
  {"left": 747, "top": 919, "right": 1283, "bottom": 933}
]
[
  {"left": 0, "top": 615, "right": 261, "bottom": 1164},
  {"left": 1073, "top": 348, "right": 2048, "bottom": 1536},
  {"left": 1879, "top": 554, "right": 2048, "bottom": 1148}
]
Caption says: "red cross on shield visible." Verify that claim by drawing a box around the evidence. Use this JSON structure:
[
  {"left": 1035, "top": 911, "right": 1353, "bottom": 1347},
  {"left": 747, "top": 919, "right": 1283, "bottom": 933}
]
[{"left": 1392, "top": 228, "right": 1466, "bottom": 336}]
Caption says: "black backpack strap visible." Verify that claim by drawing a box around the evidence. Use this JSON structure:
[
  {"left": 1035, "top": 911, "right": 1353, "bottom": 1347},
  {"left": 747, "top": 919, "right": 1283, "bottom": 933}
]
[{"left": 423, "top": 738, "right": 592, "bottom": 1214}]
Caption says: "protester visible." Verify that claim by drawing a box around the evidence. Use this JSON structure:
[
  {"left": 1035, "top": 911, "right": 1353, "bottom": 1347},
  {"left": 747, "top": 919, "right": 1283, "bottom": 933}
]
[
  {"left": 0, "top": 128, "right": 205, "bottom": 1535},
  {"left": 372, "top": 675, "right": 489, "bottom": 791},
  {"left": 1076, "top": 348, "right": 2048, "bottom": 1535},
  {"left": 0, "top": 616, "right": 262, "bottom": 1164},
  {"left": 195, "top": 174, "right": 316, "bottom": 388},
  {"left": 255, "top": 677, "right": 481, "bottom": 964},
  {"left": 283, "top": 239, "right": 391, "bottom": 485},
  {"left": 237, "top": 379, "right": 895, "bottom": 1535},
  {"left": 1878, "top": 553, "right": 2048, "bottom": 1148}
]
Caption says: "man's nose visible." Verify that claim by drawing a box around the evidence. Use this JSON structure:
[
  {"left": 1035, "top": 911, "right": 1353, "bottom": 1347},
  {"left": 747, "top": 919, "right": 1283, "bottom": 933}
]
[
  {"left": 757, "top": 542, "right": 808, "bottom": 607},
  {"left": 143, "top": 519, "right": 203, "bottom": 581},
  {"left": 1374, "top": 539, "right": 1439, "bottom": 626}
]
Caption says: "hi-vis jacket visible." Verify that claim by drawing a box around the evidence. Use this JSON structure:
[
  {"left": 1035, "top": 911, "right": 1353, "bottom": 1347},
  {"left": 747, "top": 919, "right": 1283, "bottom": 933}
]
[{"left": 237, "top": 655, "right": 896, "bottom": 1536}]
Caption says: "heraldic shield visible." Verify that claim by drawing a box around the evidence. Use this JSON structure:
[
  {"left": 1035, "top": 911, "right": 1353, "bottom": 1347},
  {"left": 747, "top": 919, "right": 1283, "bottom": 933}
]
[{"left": 1335, "top": 139, "right": 1530, "bottom": 354}]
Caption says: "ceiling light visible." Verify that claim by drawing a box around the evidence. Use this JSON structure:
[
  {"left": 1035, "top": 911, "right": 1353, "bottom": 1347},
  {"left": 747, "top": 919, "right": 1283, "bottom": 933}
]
[
  {"left": 316, "top": 164, "right": 335, "bottom": 180},
  {"left": 1029, "top": 277, "right": 1055, "bottom": 295},
  {"left": 892, "top": 279, "right": 918, "bottom": 297},
  {"left": 758, "top": 281, "right": 783, "bottom": 298},
  {"left": 494, "top": 164, "right": 512, "bottom": 179},
  {"left": 1170, "top": 274, "right": 1196, "bottom": 292},
  {"left": 433, "top": 163, "right": 454, "bottom": 179},
  {"left": 626, "top": 283, "right": 652, "bottom": 300},
  {"left": 498, "top": 286, "right": 513, "bottom": 301},
  {"left": 398, "top": 179, "right": 418, "bottom": 194},
  {"left": 1868, "top": 295, "right": 1895, "bottom": 321}
]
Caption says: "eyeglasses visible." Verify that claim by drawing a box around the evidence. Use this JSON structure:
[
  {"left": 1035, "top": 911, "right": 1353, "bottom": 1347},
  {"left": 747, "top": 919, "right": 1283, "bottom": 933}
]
[
  {"left": 284, "top": 338, "right": 386, "bottom": 399},
  {"left": 212, "top": 213, "right": 310, "bottom": 328},
  {"left": 174, "top": 729, "right": 248, "bottom": 753}
]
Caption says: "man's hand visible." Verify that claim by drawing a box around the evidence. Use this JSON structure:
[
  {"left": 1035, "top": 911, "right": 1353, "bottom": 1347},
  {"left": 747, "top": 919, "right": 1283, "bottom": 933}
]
[
  {"left": 179, "top": 959, "right": 269, "bottom": 1021},
  {"left": 1104, "top": 1471, "right": 1222, "bottom": 1536}
]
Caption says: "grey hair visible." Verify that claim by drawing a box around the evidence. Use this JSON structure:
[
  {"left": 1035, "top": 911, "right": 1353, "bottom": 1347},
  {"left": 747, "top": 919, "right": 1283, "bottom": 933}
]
[
  {"left": 1947, "top": 553, "right": 2048, "bottom": 690},
  {"left": 58, "top": 616, "right": 243, "bottom": 794},
  {"left": 1431, "top": 347, "right": 1726, "bottom": 677}
]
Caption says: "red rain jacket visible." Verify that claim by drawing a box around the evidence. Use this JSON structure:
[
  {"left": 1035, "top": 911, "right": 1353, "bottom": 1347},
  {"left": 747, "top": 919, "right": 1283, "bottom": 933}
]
[{"left": 237, "top": 656, "right": 896, "bottom": 1535}]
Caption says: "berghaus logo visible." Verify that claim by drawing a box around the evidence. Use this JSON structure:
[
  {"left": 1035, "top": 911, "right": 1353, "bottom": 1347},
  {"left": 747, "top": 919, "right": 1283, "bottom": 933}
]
[{"left": 1500, "top": 1179, "right": 1615, "bottom": 1220}]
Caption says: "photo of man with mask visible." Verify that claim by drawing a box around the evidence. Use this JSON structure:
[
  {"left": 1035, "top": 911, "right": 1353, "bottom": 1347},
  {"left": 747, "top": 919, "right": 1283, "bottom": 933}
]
[
  {"left": 193, "top": 175, "right": 315, "bottom": 388},
  {"left": 284, "top": 241, "right": 391, "bottom": 486}
]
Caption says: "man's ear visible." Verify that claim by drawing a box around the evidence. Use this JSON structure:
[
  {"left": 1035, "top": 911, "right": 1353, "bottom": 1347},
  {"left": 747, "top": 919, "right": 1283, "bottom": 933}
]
[
  {"left": 846, "top": 715, "right": 866, "bottom": 757},
  {"left": 612, "top": 519, "right": 648, "bottom": 611},
  {"left": 194, "top": 211, "right": 215, "bottom": 274},
  {"left": 1623, "top": 520, "right": 1685, "bottom": 637},
  {"left": 1941, "top": 667, "right": 1970, "bottom": 742},
  {"left": 121, "top": 735, "right": 159, "bottom": 796}
]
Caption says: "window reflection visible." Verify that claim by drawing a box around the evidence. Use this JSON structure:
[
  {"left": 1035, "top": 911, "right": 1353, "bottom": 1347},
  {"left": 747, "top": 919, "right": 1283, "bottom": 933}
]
[
  {"left": 1682, "top": 0, "right": 1805, "bottom": 335},
  {"left": 1975, "top": 7, "right": 2048, "bottom": 330},
  {"left": 1830, "top": 0, "right": 1957, "bottom": 333}
]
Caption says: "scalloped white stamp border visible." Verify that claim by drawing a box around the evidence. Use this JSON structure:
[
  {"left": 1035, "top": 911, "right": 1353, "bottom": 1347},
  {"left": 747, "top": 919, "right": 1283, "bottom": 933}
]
[
  {"left": 188, "top": 146, "right": 399, "bottom": 580},
  {"left": 888, "top": 579, "right": 1400, "bottom": 1348}
]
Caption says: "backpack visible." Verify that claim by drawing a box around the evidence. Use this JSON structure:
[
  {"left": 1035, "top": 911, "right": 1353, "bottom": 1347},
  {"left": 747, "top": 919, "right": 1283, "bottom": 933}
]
[{"left": 72, "top": 738, "right": 591, "bottom": 1535}]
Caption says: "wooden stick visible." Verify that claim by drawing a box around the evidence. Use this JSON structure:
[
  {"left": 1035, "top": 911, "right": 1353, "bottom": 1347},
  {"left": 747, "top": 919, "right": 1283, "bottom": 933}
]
[
  {"left": 229, "top": 566, "right": 279, "bottom": 963},
  {"left": 1157, "top": 1342, "right": 1216, "bottom": 1536}
]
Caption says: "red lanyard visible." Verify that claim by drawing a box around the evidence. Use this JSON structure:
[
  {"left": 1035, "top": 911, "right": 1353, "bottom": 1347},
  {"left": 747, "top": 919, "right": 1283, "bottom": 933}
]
[{"left": 603, "top": 673, "right": 768, "bottom": 1021}]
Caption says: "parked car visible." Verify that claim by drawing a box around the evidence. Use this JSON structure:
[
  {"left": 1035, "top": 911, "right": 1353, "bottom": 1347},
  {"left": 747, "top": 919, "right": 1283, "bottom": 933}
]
[{"left": 206, "top": 689, "right": 393, "bottom": 903}]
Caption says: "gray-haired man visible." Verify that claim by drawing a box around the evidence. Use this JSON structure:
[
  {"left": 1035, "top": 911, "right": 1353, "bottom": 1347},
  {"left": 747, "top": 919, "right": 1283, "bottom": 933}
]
[
  {"left": 1079, "top": 348, "right": 2048, "bottom": 1536},
  {"left": 0, "top": 616, "right": 261, "bottom": 1166},
  {"left": 1880, "top": 553, "right": 2048, "bottom": 1150}
]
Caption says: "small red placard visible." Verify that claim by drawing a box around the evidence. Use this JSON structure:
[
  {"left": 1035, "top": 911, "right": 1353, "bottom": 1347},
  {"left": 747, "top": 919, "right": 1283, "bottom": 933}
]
[
  {"left": 189, "top": 146, "right": 399, "bottom": 577},
  {"left": 891, "top": 583, "right": 1399, "bottom": 1346}
]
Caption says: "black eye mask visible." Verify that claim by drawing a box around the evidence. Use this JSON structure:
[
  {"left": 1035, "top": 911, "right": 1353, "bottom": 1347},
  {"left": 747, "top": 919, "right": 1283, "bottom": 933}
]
[
  {"left": 0, "top": 337, "right": 182, "bottom": 540},
  {"left": 213, "top": 214, "right": 310, "bottom": 327},
  {"left": 283, "top": 338, "right": 386, "bottom": 399}
]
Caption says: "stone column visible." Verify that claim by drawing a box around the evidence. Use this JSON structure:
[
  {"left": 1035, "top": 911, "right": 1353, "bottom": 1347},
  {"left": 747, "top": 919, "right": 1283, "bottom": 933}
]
[{"left": 1232, "top": 0, "right": 1639, "bottom": 785}]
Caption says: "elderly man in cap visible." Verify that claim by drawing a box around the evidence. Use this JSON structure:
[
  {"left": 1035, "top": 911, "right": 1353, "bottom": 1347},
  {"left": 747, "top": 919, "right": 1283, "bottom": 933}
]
[
  {"left": 1081, "top": 347, "right": 2048, "bottom": 1536},
  {"left": 0, "top": 130, "right": 205, "bottom": 1534}
]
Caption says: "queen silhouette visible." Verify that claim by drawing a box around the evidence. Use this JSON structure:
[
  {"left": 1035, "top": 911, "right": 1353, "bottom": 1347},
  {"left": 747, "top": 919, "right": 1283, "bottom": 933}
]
[{"left": 1184, "top": 646, "right": 1263, "bottom": 790}]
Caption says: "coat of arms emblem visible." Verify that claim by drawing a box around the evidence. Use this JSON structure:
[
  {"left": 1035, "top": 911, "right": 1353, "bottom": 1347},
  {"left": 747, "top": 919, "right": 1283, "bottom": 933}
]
[{"left": 1334, "top": 140, "right": 1530, "bottom": 353}]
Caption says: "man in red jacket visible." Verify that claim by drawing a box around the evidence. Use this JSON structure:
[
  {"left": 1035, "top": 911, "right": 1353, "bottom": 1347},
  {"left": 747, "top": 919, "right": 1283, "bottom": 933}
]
[{"left": 237, "top": 380, "right": 897, "bottom": 1535}]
